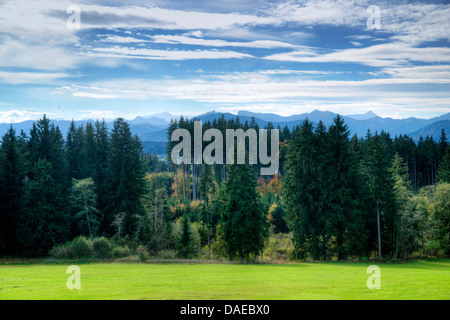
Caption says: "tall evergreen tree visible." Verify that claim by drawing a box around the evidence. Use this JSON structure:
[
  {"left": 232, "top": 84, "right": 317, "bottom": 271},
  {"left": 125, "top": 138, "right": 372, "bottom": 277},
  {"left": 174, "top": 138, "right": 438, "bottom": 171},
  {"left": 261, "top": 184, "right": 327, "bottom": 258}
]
[
  {"left": 284, "top": 119, "right": 330, "bottom": 260},
  {"left": 93, "top": 120, "right": 110, "bottom": 230},
  {"left": 103, "top": 118, "right": 147, "bottom": 237},
  {"left": 28, "top": 115, "right": 68, "bottom": 187},
  {"left": 219, "top": 161, "right": 268, "bottom": 262},
  {"left": 325, "top": 115, "right": 367, "bottom": 260},
  {"left": 20, "top": 115, "right": 70, "bottom": 256},
  {"left": 177, "top": 213, "right": 195, "bottom": 258},
  {"left": 20, "top": 159, "right": 69, "bottom": 256},
  {"left": 84, "top": 122, "right": 96, "bottom": 178},
  {"left": 66, "top": 121, "right": 85, "bottom": 180},
  {"left": 438, "top": 146, "right": 450, "bottom": 183},
  {"left": 0, "top": 127, "right": 28, "bottom": 255}
]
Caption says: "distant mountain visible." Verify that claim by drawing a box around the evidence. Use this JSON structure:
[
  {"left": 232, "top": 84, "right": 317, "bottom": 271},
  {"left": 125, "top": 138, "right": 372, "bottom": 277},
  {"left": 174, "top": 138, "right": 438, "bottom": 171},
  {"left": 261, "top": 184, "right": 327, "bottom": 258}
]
[
  {"left": 1, "top": 110, "right": 448, "bottom": 149},
  {"left": 194, "top": 110, "right": 449, "bottom": 140},
  {"left": 194, "top": 111, "right": 267, "bottom": 128},
  {"left": 409, "top": 120, "right": 450, "bottom": 141},
  {"left": 237, "top": 110, "right": 307, "bottom": 123},
  {"left": 345, "top": 111, "right": 379, "bottom": 120},
  {"left": 150, "top": 112, "right": 176, "bottom": 122},
  {"left": 129, "top": 116, "right": 168, "bottom": 126},
  {"left": 0, "top": 118, "right": 168, "bottom": 144}
]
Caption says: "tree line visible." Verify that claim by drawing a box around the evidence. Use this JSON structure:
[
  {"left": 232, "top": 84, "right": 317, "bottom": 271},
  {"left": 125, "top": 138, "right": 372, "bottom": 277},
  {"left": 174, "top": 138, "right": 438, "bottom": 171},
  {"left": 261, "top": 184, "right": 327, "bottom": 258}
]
[
  {"left": 0, "top": 116, "right": 146, "bottom": 257},
  {"left": 0, "top": 114, "right": 449, "bottom": 261}
]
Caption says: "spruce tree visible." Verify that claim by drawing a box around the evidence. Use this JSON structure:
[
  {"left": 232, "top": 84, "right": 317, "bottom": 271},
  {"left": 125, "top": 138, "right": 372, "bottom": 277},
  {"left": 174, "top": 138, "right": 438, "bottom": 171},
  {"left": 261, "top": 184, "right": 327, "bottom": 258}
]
[
  {"left": 326, "top": 115, "right": 366, "bottom": 260},
  {"left": 177, "top": 213, "right": 194, "bottom": 258},
  {"left": 93, "top": 120, "right": 110, "bottom": 232},
  {"left": 104, "top": 118, "right": 147, "bottom": 237},
  {"left": 438, "top": 146, "right": 450, "bottom": 183},
  {"left": 20, "top": 159, "right": 69, "bottom": 256},
  {"left": 0, "top": 127, "right": 28, "bottom": 255},
  {"left": 219, "top": 162, "right": 268, "bottom": 262},
  {"left": 284, "top": 119, "right": 323, "bottom": 260}
]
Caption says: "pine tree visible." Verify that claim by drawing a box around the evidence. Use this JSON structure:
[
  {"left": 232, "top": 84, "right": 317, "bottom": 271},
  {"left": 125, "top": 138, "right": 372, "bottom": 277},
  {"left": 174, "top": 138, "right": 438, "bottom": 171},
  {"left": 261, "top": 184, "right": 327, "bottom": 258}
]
[
  {"left": 438, "top": 146, "right": 450, "bottom": 183},
  {"left": 20, "top": 115, "right": 70, "bottom": 256},
  {"left": 28, "top": 115, "right": 68, "bottom": 187},
  {"left": 177, "top": 213, "right": 194, "bottom": 258},
  {"left": 326, "top": 115, "right": 366, "bottom": 260},
  {"left": 219, "top": 162, "right": 268, "bottom": 262},
  {"left": 93, "top": 120, "right": 110, "bottom": 232},
  {"left": 66, "top": 121, "right": 85, "bottom": 180},
  {"left": 20, "top": 159, "right": 69, "bottom": 256},
  {"left": 104, "top": 118, "right": 147, "bottom": 237},
  {"left": 438, "top": 129, "right": 448, "bottom": 161},
  {"left": 84, "top": 122, "right": 96, "bottom": 178},
  {"left": 0, "top": 126, "right": 28, "bottom": 255},
  {"left": 284, "top": 119, "right": 325, "bottom": 260}
]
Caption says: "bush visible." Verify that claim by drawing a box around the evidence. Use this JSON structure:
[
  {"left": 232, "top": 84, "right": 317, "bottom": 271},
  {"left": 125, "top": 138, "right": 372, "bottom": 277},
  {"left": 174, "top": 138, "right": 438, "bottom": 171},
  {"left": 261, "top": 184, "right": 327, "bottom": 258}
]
[
  {"left": 210, "top": 224, "right": 227, "bottom": 259},
  {"left": 49, "top": 245, "right": 71, "bottom": 259},
  {"left": 49, "top": 236, "right": 93, "bottom": 259},
  {"left": 93, "top": 237, "right": 113, "bottom": 259},
  {"left": 69, "top": 236, "right": 94, "bottom": 259},
  {"left": 262, "top": 233, "right": 294, "bottom": 261},
  {"left": 158, "top": 249, "right": 176, "bottom": 259},
  {"left": 135, "top": 245, "right": 150, "bottom": 262},
  {"left": 112, "top": 245, "right": 132, "bottom": 258}
]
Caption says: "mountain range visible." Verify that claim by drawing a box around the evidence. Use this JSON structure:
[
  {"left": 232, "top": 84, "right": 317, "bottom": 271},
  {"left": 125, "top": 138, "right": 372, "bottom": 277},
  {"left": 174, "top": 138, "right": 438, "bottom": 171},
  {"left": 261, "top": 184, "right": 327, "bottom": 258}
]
[{"left": 0, "top": 110, "right": 449, "bottom": 155}]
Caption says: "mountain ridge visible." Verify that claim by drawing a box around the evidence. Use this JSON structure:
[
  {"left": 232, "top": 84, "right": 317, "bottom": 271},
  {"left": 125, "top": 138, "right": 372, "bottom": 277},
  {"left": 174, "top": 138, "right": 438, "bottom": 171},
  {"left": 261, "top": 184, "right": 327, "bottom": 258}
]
[{"left": 0, "top": 110, "right": 448, "bottom": 146}]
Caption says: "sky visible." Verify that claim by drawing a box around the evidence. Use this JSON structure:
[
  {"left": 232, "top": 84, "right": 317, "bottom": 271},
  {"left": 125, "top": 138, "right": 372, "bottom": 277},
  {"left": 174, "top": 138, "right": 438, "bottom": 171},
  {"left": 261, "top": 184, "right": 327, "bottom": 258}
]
[{"left": 0, "top": 0, "right": 449, "bottom": 123}]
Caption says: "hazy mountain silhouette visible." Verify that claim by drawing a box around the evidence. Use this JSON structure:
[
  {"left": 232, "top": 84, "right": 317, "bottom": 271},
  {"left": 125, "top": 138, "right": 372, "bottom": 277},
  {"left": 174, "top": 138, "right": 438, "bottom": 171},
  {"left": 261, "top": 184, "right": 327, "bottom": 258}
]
[{"left": 1, "top": 110, "right": 449, "bottom": 150}]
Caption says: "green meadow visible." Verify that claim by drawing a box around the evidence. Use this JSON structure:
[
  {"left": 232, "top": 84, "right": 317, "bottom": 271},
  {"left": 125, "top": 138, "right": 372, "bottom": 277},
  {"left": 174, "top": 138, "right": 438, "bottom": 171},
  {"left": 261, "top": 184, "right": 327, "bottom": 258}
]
[{"left": 0, "top": 260, "right": 449, "bottom": 300}]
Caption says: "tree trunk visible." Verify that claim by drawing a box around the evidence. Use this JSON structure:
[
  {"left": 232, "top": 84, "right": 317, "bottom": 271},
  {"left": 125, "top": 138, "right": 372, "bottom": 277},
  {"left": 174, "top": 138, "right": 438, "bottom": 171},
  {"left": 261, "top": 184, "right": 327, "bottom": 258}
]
[
  {"left": 377, "top": 199, "right": 382, "bottom": 259},
  {"left": 182, "top": 164, "right": 186, "bottom": 199},
  {"left": 175, "top": 166, "right": 178, "bottom": 198},
  {"left": 85, "top": 200, "right": 93, "bottom": 239},
  {"left": 188, "top": 164, "right": 191, "bottom": 200}
]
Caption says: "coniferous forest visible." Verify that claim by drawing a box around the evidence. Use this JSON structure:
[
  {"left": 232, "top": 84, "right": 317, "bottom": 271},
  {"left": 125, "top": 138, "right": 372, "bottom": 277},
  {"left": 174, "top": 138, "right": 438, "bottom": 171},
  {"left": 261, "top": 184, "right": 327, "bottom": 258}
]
[{"left": 0, "top": 114, "right": 449, "bottom": 261}]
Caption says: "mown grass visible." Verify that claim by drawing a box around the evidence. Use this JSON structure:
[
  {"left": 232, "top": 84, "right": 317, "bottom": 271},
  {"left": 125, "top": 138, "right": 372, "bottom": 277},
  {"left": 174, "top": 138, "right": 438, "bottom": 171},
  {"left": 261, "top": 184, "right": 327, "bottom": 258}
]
[{"left": 0, "top": 260, "right": 448, "bottom": 300}]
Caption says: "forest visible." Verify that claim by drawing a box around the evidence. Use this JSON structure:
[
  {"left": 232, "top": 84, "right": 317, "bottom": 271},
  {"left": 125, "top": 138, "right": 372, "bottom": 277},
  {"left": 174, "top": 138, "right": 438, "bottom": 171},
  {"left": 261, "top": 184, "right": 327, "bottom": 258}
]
[{"left": 0, "top": 114, "right": 449, "bottom": 262}]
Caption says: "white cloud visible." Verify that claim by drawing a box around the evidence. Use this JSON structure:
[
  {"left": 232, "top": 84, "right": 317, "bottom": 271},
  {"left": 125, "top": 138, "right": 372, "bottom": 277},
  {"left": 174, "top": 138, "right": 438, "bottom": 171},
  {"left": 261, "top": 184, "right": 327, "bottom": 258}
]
[
  {"left": 380, "top": 3, "right": 450, "bottom": 43},
  {"left": 184, "top": 30, "right": 203, "bottom": 38},
  {"left": 85, "top": 46, "right": 254, "bottom": 60},
  {"left": 149, "top": 34, "right": 294, "bottom": 48},
  {"left": 0, "top": 109, "right": 54, "bottom": 123},
  {"left": 0, "top": 37, "right": 83, "bottom": 71},
  {"left": 52, "top": 68, "right": 450, "bottom": 119},
  {"left": 0, "top": 71, "right": 71, "bottom": 84},
  {"left": 267, "top": 0, "right": 370, "bottom": 27},
  {"left": 72, "top": 92, "right": 119, "bottom": 99},
  {"left": 264, "top": 42, "right": 450, "bottom": 67},
  {"left": 98, "top": 35, "right": 148, "bottom": 43}
]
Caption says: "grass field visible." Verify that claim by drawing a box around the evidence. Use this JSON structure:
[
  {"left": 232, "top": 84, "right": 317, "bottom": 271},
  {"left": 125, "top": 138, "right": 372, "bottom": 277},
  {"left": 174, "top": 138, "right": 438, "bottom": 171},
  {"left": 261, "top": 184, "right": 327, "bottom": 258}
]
[{"left": 0, "top": 260, "right": 449, "bottom": 300}]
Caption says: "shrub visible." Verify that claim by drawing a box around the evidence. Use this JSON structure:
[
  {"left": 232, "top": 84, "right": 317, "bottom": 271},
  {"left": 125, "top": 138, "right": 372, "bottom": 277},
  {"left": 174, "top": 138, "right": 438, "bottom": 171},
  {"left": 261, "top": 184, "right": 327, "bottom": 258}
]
[
  {"left": 49, "top": 236, "right": 93, "bottom": 259},
  {"left": 69, "top": 236, "right": 94, "bottom": 259},
  {"left": 49, "top": 245, "right": 71, "bottom": 259},
  {"left": 93, "top": 237, "right": 113, "bottom": 259},
  {"left": 158, "top": 249, "right": 176, "bottom": 259},
  {"left": 210, "top": 224, "right": 227, "bottom": 259},
  {"left": 262, "top": 233, "right": 294, "bottom": 261},
  {"left": 135, "top": 245, "right": 150, "bottom": 262},
  {"left": 112, "top": 245, "right": 132, "bottom": 258}
]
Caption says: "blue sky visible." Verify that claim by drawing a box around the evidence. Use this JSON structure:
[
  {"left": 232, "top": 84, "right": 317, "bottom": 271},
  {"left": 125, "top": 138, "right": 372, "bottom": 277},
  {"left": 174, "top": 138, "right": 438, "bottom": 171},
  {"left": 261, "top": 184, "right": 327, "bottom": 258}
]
[{"left": 0, "top": 0, "right": 449, "bottom": 122}]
